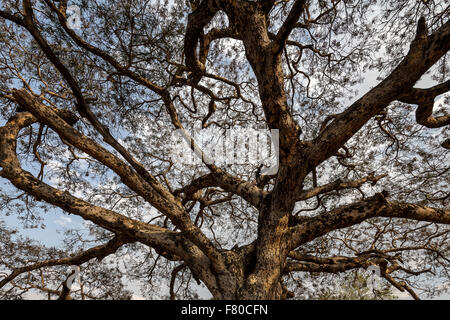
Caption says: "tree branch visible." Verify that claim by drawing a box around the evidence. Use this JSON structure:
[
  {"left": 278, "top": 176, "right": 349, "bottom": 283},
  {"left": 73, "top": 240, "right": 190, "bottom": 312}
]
[
  {"left": 0, "top": 9, "right": 25, "bottom": 26},
  {"left": 184, "top": 0, "right": 219, "bottom": 84},
  {"left": 284, "top": 252, "right": 386, "bottom": 274},
  {"left": 0, "top": 108, "right": 226, "bottom": 282},
  {"left": 174, "top": 172, "right": 267, "bottom": 208},
  {"left": 0, "top": 236, "right": 129, "bottom": 289},
  {"left": 285, "top": 250, "right": 429, "bottom": 300},
  {"left": 296, "top": 173, "right": 387, "bottom": 201},
  {"left": 289, "top": 192, "right": 450, "bottom": 249},
  {"left": 272, "top": 0, "right": 308, "bottom": 55},
  {"left": 308, "top": 18, "right": 450, "bottom": 166},
  {"left": 169, "top": 263, "right": 187, "bottom": 300},
  {"left": 6, "top": 0, "right": 174, "bottom": 199},
  {"left": 399, "top": 80, "right": 450, "bottom": 128}
]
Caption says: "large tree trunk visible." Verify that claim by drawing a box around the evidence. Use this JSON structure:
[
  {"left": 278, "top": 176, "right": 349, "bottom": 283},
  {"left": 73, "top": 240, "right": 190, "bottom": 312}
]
[
  {"left": 196, "top": 6, "right": 308, "bottom": 300},
  {"left": 237, "top": 11, "right": 306, "bottom": 301}
]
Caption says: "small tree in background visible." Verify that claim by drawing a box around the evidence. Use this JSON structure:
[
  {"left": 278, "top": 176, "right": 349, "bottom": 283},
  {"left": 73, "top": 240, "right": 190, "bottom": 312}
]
[{"left": 317, "top": 271, "right": 398, "bottom": 300}]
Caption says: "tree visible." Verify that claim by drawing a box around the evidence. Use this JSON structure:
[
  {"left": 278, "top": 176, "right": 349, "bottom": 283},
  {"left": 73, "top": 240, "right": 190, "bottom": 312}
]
[
  {"left": 0, "top": 0, "right": 448, "bottom": 300},
  {"left": 317, "top": 271, "right": 398, "bottom": 300}
]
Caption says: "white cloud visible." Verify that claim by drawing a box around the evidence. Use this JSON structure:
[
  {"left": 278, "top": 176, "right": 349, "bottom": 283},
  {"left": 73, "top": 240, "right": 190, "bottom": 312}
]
[{"left": 54, "top": 216, "right": 73, "bottom": 226}]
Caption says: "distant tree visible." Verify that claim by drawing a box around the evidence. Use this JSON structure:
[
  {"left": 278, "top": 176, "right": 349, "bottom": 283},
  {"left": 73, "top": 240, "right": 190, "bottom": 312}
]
[
  {"left": 317, "top": 271, "right": 398, "bottom": 300},
  {"left": 0, "top": 0, "right": 448, "bottom": 299},
  {"left": 0, "top": 221, "right": 133, "bottom": 299}
]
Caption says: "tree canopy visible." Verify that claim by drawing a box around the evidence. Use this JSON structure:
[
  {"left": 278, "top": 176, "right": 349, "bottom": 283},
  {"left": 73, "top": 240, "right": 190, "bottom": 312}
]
[{"left": 0, "top": 0, "right": 449, "bottom": 300}]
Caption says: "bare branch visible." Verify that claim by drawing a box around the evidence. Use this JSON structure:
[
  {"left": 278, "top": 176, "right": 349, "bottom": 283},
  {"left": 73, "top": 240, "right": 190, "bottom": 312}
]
[
  {"left": 169, "top": 263, "right": 187, "bottom": 300},
  {"left": 272, "top": 0, "right": 308, "bottom": 55},
  {"left": 399, "top": 80, "right": 450, "bottom": 128},
  {"left": 184, "top": 0, "right": 219, "bottom": 84},
  {"left": 174, "top": 172, "right": 267, "bottom": 208},
  {"left": 0, "top": 108, "right": 226, "bottom": 281},
  {"left": 0, "top": 236, "right": 129, "bottom": 289},
  {"left": 296, "top": 173, "right": 387, "bottom": 201},
  {"left": 309, "top": 18, "right": 450, "bottom": 166},
  {"left": 290, "top": 192, "right": 450, "bottom": 249}
]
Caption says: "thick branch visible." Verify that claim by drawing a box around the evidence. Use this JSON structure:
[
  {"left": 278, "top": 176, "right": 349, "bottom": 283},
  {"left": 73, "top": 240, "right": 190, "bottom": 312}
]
[
  {"left": 0, "top": 108, "right": 227, "bottom": 283},
  {"left": 12, "top": 89, "right": 180, "bottom": 215},
  {"left": 0, "top": 236, "right": 129, "bottom": 289},
  {"left": 0, "top": 9, "right": 25, "bottom": 26},
  {"left": 199, "top": 27, "right": 240, "bottom": 65},
  {"left": 296, "top": 173, "right": 387, "bottom": 201},
  {"left": 7, "top": 0, "right": 173, "bottom": 201},
  {"left": 272, "top": 0, "right": 308, "bottom": 55},
  {"left": 285, "top": 250, "right": 430, "bottom": 300},
  {"left": 289, "top": 192, "right": 450, "bottom": 249},
  {"left": 399, "top": 80, "right": 450, "bottom": 128},
  {"left": 184, "top": 0, "right": 219, "bottom": 83},
  {"left": 174, "top": 172, "right": 267, "bottom": 208},
  {"left": 309, "top": 18, "right": 450, "bottom": 166},
  {"left": 284, "top": 253, "right": 386, "bottom": 274}
]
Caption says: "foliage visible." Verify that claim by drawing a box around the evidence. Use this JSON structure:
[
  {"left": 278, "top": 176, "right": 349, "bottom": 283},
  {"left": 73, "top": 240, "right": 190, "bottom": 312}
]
[{"left": 317, "top": 271, "right": 398, "bottom": 300}]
